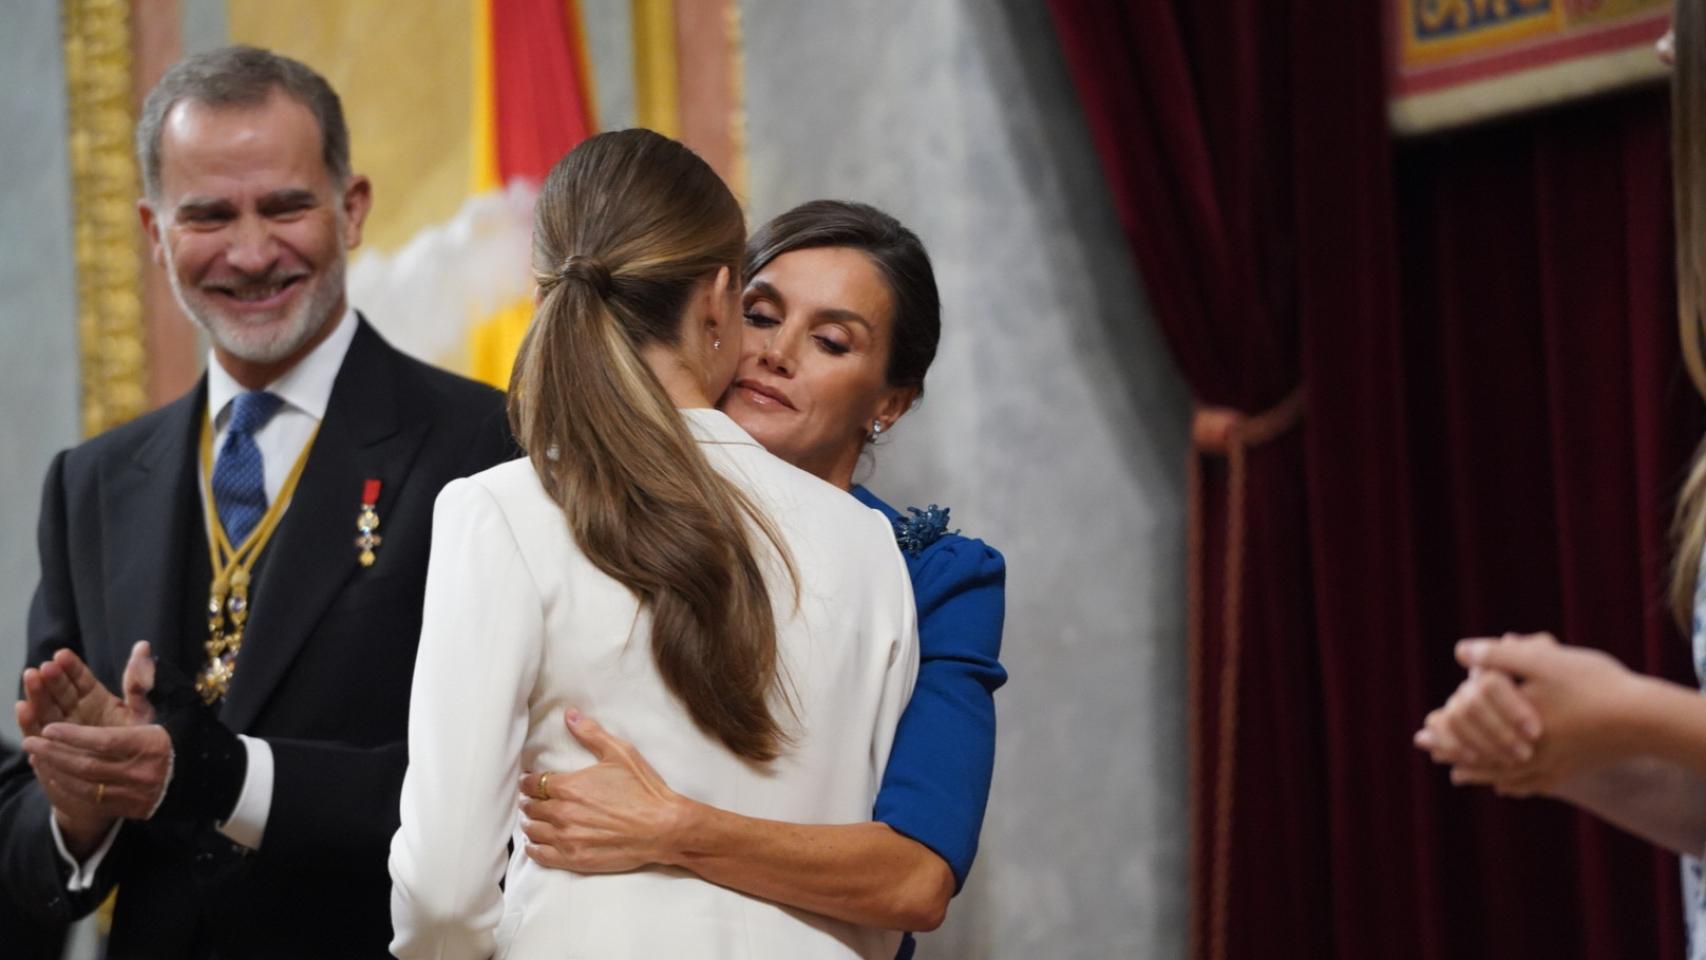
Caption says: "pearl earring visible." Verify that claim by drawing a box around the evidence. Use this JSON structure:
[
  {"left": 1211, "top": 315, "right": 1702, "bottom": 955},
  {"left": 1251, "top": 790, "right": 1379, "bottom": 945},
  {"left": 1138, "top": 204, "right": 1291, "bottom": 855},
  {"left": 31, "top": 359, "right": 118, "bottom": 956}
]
[{"left": 870, "top": 419, "right": 884, "bottom": 439}]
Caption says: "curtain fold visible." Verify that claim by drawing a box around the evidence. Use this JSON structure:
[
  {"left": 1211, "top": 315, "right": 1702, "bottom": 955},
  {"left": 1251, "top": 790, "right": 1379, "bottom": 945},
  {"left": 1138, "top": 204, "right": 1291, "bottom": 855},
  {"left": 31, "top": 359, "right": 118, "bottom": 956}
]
[
  {"left": 1046, "top": 3, "right": 1327, "bottom": 958},
  {"left": 1049, "top": 1, "right": 1697, "bottom": 957}
]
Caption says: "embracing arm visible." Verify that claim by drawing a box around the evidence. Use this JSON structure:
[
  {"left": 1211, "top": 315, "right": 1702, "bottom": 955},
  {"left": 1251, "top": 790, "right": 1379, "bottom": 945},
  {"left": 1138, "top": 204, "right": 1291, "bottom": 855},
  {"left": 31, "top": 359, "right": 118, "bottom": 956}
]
[
  {"left": 389, "top": 479, "right": 541, "bottom": 960},
  {"left": 671, "top": 806, "right": 953, "bottom": 931},
  {"left": 523, "top": 537, "right": 1006, "bottom": 933},
  {"left": 522, "top": 707, "right": 955, "bottom": 932},
  {"left": 870, "top": 538, "right": 1005, "bottom": 891}
]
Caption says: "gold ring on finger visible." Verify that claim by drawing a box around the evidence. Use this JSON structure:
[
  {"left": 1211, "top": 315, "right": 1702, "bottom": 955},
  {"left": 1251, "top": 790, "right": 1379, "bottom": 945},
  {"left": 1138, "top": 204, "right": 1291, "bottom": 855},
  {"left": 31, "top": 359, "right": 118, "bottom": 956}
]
[
  {"left": 95, "top": 783, "right": 107, "bottom": 805},
  {"left": 538, "top": 772, "right": 552, "bottom": 801}
]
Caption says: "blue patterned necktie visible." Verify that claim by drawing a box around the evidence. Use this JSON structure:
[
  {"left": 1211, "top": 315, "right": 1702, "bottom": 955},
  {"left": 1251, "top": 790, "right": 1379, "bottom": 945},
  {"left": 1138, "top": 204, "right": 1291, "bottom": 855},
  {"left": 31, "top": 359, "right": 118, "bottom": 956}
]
[{"left": 212, "top": 391, "right": 285, "bottom": 546}]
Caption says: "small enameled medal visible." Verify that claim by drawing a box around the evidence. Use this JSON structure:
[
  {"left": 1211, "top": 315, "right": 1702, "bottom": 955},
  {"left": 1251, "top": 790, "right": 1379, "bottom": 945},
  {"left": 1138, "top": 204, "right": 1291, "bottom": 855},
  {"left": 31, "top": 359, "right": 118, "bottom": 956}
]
[{"left": 356, "top": 478, "right": 383, "bottom": 567}]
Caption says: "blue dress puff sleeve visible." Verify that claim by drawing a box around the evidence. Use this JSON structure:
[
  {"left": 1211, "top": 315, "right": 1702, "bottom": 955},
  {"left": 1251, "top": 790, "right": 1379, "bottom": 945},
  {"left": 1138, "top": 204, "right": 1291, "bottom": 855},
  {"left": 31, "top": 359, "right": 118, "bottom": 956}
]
[{"left": 853, "top": 486, "right": 1008, "bottom": 893}]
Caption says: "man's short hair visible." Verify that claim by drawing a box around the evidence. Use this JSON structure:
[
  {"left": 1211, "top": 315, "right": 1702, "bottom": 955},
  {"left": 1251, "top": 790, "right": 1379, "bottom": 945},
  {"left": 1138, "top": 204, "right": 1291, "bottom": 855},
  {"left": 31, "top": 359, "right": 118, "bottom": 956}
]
[{"left": 136, "top": 45, "right": 351, "bottom": 198}]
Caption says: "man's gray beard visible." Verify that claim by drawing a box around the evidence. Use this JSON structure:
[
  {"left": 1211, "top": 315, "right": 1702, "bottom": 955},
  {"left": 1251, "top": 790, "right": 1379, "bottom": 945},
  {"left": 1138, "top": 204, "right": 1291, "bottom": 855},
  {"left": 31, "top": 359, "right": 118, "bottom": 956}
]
[{"left": 163, "top": 245, "right": 346, "bottom": 366}]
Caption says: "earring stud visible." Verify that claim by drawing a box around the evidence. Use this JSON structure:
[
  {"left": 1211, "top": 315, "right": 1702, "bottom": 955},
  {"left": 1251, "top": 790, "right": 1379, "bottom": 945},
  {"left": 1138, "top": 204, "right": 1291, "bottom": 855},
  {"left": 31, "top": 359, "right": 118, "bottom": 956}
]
[
  {"left": 713, "top": 338, "right": 722, "bottom": 351},
  {"left": 870, "top": 419, "right": 884, "bottom": 438}
]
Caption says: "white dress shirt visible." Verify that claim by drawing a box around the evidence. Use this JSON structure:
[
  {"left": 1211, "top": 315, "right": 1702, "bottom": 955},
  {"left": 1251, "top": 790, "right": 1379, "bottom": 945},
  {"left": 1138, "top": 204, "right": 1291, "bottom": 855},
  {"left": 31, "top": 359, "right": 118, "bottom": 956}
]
[
  {"left": 389, "top": 409, "right": 918, "bottom": 960},
  {"left": 53, "top": 308, "right": 358, "bottom": 888}
]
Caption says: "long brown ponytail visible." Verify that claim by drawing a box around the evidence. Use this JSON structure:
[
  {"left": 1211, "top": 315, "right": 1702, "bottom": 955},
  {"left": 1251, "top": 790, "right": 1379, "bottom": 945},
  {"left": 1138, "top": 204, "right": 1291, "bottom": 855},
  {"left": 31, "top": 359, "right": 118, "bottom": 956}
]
[{"left": 509, "top": 129, "right": 793, "bottom": 761}]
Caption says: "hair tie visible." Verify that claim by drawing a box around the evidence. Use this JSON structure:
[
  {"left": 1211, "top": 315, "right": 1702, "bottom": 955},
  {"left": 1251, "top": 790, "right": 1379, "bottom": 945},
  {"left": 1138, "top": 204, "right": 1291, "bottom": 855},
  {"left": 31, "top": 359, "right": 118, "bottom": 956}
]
[{"left": 559, "top": 254, "right": 615, "bottom": 298}]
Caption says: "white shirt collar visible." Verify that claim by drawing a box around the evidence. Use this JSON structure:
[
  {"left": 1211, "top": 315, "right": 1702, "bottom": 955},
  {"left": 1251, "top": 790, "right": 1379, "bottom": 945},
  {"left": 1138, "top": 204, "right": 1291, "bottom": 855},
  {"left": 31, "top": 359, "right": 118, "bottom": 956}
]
[{"left": 206, "top": 307, "right": 359, "bottom": 425}]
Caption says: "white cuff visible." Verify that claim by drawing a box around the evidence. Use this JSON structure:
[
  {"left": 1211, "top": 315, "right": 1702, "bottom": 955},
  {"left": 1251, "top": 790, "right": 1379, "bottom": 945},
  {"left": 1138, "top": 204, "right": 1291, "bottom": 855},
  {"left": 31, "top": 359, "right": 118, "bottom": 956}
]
[
  {"left": 217, "top": 735, "right": 274, "bottom": 850},
  {"left": 49, "top": 814, "right": 121, "bottom": 892}
]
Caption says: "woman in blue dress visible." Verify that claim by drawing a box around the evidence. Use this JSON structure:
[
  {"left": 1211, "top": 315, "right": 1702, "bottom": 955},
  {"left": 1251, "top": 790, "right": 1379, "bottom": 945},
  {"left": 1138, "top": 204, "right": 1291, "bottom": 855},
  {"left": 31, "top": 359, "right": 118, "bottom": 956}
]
[{"left": 513, "top": 200, "right": 1006, "bottom": 955}]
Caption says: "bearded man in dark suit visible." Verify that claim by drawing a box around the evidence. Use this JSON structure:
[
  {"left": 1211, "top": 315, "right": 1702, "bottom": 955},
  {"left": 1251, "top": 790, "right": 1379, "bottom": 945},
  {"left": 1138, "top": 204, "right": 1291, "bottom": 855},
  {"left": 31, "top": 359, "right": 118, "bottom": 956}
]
[{"left": 0, "top": 46, "right": 514, "bottom": 958}]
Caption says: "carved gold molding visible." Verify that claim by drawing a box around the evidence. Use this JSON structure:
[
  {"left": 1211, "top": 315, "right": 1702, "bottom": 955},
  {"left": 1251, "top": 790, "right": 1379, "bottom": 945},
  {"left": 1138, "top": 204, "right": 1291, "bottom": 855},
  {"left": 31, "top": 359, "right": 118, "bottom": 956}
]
[
  {"left": 724, "top": 0, "right": 748, "bottom": 203},
  {"left": 632, "top": 0, "right": 680, "bottom": 139},
  {"left": 63, "top": 0, "right": 148, "bottom": 437}
]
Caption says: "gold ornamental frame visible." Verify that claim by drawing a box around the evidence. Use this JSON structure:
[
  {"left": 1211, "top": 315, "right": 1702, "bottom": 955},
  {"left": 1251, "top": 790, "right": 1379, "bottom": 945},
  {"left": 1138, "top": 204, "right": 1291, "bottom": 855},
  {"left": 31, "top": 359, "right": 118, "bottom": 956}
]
[
  {"left": 63, "top": 0, "right": 149, "bottom": 438},
  {"left": 724, "top": 0, "right": 749, "bottom": 203}
]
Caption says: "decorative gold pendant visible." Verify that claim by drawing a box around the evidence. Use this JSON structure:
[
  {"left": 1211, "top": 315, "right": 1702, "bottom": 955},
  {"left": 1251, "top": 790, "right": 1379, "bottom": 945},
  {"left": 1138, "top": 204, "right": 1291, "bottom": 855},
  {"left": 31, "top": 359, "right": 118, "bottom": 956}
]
[
  {"left": 200, "top": 569, "right": 251, "bottom": 704},
  {"left": 356, "top": 478, "right": 383, "bottom": 567},
  {"left": 204, "top": 630, "right": 239, "bottom": 659},
  {"left": 196, "top": 654, "right": 236, "bottom": 704}
]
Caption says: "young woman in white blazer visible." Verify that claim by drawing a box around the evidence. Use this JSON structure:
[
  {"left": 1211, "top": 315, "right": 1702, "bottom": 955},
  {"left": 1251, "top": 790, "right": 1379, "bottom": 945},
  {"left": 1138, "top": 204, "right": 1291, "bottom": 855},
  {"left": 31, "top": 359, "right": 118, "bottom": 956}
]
[{"left": 387, "top": 129, "right": 919, "bottom": 960}]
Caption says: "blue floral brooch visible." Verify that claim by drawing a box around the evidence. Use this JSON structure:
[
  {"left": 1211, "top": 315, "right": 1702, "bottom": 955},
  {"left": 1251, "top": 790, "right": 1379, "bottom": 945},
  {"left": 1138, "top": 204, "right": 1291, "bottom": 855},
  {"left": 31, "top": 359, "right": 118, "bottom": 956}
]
[{"left": 892, "top": 504, "right": 957, "bottom": 556}]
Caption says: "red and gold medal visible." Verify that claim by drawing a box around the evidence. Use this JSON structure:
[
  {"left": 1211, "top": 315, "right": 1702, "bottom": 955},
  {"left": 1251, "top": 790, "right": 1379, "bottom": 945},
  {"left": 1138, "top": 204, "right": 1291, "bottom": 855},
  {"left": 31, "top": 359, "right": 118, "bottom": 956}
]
[{"left": 356, "top": 478, "right": 383, "bottom": 567}]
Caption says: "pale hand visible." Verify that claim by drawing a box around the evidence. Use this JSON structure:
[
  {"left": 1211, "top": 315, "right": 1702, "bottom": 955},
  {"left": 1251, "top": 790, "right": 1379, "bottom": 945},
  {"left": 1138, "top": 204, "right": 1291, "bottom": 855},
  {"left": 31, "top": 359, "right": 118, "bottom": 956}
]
[
  {"left": 16, "top": 642, "right": 158, "bottom": 856},
  {"left": 1415, "top": 665, "right": 1543, "bottom": 768},
  {"left": 23, "top": 722, "right": 172, "bottom": 823},
  {"left": 16, "top": 641, "right": 157, "bottom": 737},
  {"left": 1443, "top": 633, "right": 1642, "bottom": 797}
]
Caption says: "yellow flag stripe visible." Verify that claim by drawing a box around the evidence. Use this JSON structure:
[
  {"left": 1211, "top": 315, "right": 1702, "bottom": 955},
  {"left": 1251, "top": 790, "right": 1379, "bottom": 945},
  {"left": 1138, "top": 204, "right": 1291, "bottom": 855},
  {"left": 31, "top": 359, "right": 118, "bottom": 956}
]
[
  {"left": 471, "top": 0, "right": 500, "bottom": 193},
  {"left": 632, "top": 0, "right": 680, "bottom": 138},
  {"left": 466, "top": 297, "right": 537, "bottom": 389}
]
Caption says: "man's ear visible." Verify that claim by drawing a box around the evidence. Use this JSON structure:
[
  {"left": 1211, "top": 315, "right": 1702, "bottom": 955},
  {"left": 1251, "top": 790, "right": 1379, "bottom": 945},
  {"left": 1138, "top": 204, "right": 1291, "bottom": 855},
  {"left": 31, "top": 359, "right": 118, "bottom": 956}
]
[
  {"left": 137, "top": 200, "right": 166, "bottom": 268},
  {"left": 341, "top": 174, "right": 374, "bottom": 250}
]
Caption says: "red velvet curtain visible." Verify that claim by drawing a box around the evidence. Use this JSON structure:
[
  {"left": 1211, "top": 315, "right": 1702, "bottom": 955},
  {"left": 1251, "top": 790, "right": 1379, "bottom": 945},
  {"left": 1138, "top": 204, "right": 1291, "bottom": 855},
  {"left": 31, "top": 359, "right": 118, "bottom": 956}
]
[
  {"left": 1369, "top": 93, "right": 1697, "bottom": 960},
  {"left": 1049, "top": 1, "right": 1700, "bottom": 957},
  {"left": 1045, "top": 1, "right": 1356, "bottom": 956}
]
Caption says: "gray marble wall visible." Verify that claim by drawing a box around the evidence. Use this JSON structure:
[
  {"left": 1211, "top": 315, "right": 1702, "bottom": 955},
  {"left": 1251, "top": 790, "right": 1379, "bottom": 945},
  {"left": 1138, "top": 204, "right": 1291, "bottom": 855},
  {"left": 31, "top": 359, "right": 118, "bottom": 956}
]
[
  {"left": 0, "top": 0, "right": 84, "bottom": 746},
  {"left": 582, "top": 0, "right": 636, "bottom": 133},
  {"left": 739, "top": 2, "right": 1192, "bottom": 956},
  {"left": 181, "top": 0, "right": 230, "bottom": 57}
]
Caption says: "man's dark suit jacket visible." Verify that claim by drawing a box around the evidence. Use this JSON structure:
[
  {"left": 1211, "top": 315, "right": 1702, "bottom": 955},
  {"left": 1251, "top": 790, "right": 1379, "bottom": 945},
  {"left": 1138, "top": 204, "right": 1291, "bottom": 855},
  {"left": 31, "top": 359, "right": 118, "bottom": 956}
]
[
  {"left": 0, "top": 318, "right": 515, "bottom": 958},
  {"left": 0, "top": 742, "right": 67, "bottom": 960}
]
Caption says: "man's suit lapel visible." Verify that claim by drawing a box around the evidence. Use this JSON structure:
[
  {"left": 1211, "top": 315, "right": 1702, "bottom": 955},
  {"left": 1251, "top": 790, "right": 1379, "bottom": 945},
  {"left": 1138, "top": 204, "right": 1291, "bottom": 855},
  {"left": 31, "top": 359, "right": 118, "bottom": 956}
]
[
  {"left": 220, "top": 321, "right": 430, "bottom": 733},
  {"left": 100, "top": 384, "right": 205, "bottom": 677}
]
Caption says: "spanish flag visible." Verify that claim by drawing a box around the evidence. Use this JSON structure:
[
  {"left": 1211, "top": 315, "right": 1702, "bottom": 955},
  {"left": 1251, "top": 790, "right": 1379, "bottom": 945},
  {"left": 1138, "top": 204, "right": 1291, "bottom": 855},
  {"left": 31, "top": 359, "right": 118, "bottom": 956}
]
[
  {"left": 342, "top": 0, "right": 597, "bottom": 389},
  {"left": 465, "top": 0, "right": 598, "bottom": 386}
]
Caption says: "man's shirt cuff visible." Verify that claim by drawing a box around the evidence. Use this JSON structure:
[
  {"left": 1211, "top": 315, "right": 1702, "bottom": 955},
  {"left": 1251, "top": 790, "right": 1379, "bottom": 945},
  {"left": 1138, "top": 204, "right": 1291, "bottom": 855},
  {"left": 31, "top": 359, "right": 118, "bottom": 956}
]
[
  {"left": 49, "top": 816, "right": 120, "bottom": 892},
  {"left": 217, "top": 735, "right": 273, "bottom": 850}
]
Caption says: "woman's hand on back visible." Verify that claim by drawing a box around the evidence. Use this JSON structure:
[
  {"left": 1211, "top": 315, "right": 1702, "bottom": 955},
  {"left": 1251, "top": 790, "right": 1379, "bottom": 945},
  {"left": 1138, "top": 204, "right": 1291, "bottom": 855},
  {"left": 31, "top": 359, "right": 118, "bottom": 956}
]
[{"left": 518, "top": 709, "right": 696, "bottom": 874}]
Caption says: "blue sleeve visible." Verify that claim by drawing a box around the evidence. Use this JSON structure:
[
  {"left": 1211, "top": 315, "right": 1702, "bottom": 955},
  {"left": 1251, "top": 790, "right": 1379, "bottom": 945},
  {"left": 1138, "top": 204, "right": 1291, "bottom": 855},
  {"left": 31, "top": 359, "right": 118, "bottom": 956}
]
[{"left": 872, "top": 536, "right": 1007, "bottom": 892}]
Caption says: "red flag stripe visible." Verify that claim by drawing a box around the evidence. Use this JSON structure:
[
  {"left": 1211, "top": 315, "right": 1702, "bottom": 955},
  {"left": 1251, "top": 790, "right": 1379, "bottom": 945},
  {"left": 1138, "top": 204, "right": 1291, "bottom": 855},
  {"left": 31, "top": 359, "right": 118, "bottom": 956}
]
[{"left": 490, "top": 0, "right": 595, "bottom": 184}]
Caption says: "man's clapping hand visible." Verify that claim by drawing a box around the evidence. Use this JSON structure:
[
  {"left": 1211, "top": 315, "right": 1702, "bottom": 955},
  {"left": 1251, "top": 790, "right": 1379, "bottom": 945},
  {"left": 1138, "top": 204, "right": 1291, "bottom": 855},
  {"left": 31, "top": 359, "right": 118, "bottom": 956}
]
[
  {"left": 15, "top": 642, "right": 162, "bottom": 858},
  {"left": 17, "top": 640, "right": 156, "bottom": 737}
]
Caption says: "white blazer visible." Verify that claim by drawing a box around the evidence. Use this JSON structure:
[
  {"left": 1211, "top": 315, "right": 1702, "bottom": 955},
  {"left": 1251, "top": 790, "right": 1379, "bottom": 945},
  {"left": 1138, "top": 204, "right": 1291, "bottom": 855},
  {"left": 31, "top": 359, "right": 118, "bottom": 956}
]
[{"left": 389, "top": 408, "right": 918, "bottom": 960}]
